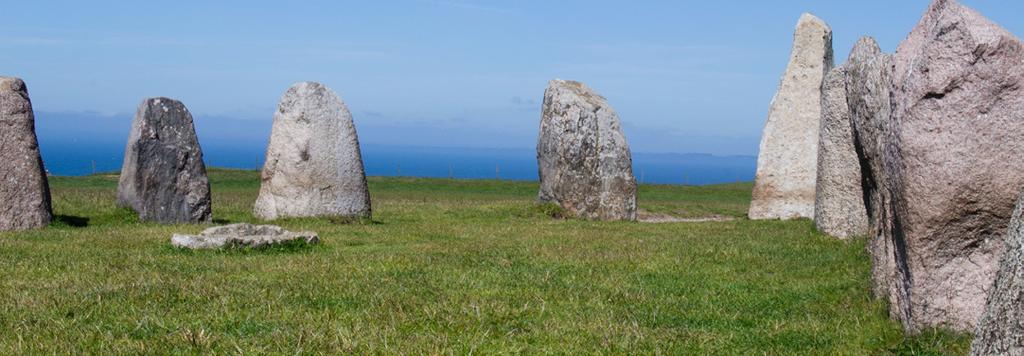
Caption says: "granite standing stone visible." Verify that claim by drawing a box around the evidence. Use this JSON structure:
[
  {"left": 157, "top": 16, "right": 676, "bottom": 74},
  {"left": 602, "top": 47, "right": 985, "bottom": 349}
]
[
  {"left": 750, "top": 13, "right": 834, "bottom": 220},
  {"left": 860, "top": 0, "right": 1024, "bottom": 332},
  {"left": 537, "top": 79, "right": 637, "bottom": 221},
  {"left": 814, "top": 65, "right": 869, "bottom": 238},
  {"left": 971, "top": 189, "right": 1024, "bottom": 355},
  {"left": 117, "top": 98, "right": 212, "bottom": 224},
  {"left": 254, "top": 82, "right": 371, "bottom": 220},
  {"left": 0, "top": 76, "right": 52, "bottom": 231},
  {"left": 843, "top": 37, "right": 906, "bottom": 321}
]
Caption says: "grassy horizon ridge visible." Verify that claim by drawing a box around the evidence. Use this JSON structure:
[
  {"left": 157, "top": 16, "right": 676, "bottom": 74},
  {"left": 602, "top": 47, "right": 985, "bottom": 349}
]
[{"left": 1, "top": 168, "right": 970, "bottom": 353}]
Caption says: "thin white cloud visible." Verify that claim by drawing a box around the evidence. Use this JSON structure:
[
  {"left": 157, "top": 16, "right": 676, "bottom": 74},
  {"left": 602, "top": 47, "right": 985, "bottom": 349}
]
[
  {"left": 0, "top": 35, "right": 207, "bottom": 48},
  {"left": 0, "top": 36, "right": 68, "bottom": 46},
  {"left": 552, "top": 62, "right": 758, "bottom": 79},
  {"left": 575, "top": 42, "right": 758, "bottom": 57},
  {"left": 301, "top": 48, "right": 393, "bottom": 61},
  {"left": 0, "top": 34, "right": 395, "bottom": 61},
  {"left": 419, "top": 0, "right": 514, "bottom": 14}
]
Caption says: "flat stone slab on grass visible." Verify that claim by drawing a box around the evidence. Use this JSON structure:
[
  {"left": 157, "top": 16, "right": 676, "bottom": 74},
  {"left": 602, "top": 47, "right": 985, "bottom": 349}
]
[
  {"left": 172, "top": 223, "right": 319, "bottom": 250},
  {"left": 636, "top": 211, "right": 736, "bottom": 224}
]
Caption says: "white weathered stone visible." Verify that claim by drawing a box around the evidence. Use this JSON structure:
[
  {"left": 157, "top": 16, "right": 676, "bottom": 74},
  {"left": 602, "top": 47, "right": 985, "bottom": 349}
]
[
  {"left": 537, "top": 79, "right": 637, "bottom": 221},
  {"left": 171, "top": 223, "right": 319, "bottom": 250},
  {"left": 750, "top": 13, "right": 834, "bottom": 220},
  {"left": 254, "top": 82, "right": 371, "bottom": 220}
]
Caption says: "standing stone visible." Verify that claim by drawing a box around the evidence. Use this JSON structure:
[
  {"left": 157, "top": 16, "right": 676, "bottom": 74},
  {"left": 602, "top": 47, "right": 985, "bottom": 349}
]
[
  {"left": 537, "top": 79, "right": 637, "bottom": 221},
  {"left": 117, "top": 98, "right": 212, "bottom": 224},
  {"left": 862, "top": 0, "right": 1024, "bottom": 332},
  {"left": 254, "top": 82, "right": 371, "bottom": 220},
  {"left": 843, "top": 37, "right": 908, "bottom": 322},
  {"left": 750, "top": 13, "right": 834, "bottom": 220},
  {"left": 814, "top": 65, "right": 868, "bottom": 238},
  {"left": 972, "top": 189, "right": 1024, "bottom": 355},
  {"left": 0, "top": 77, "right": 52, "bottom": 230}
]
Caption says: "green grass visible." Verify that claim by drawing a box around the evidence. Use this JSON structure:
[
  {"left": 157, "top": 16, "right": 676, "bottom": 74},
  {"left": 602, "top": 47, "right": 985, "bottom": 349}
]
[{"left": 0, "top": 168, "right": 971, "bottom": 354}]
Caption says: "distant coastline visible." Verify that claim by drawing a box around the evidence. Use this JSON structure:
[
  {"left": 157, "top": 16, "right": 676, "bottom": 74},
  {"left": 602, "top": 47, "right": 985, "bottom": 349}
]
[
  {"left": 34, "top": 111, "right": 756, "bottom": 185},
  {"left": 38, "top": 141, "right": 755, "bottom": 185}
]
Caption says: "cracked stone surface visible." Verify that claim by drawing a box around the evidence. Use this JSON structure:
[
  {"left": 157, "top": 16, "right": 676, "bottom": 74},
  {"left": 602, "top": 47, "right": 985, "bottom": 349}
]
[
  {"left": 855, "top": 0, "right": 1024, "bottom": 333},
  {"left": 814, "top": 65, "right": 869, "bottom": 239},
  {"left": 972, "top": 189, "right": 1024, "bottom": 355},
  {"left": 117, "top": 97, "right": 211, "bottom": 224},
  {"left": 843, "top": 37, "right": 909, "bottom": 329},
  {"left": 750, "top": 13, "right": 834, "bottom": 220},
  {"left": 171, "top": 223, "right": 319, "bottom": 249},
  {"left": 0, "top": 76, "right": 51, "bottom": 231},
  {"left": 537, "top": 79, "right": 637, "bottom": 221},
  {"left": 254, "top": 82, "right": 371, "bottom": 220}
]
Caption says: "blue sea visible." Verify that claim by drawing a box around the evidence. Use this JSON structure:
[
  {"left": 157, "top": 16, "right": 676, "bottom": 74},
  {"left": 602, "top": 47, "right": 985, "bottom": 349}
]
[
  {"left": 34, "top": 111, "right": 756, "bottom": 185},
  {"left": 38, "top": 141, "right": 754, "bottom": 185}
]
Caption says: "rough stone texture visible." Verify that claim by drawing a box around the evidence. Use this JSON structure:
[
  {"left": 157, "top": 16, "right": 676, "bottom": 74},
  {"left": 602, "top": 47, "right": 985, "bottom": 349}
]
[
  {"left": 0, "top": 76, "right": 52, "bottom": 231},
  {"left": 750, "top": 13, "right": 834, "bottom": 220},
  {"left": 254, "top": 82, "right": 371, "bottom": 220},
  {"left": 814, "top": 65, "right": 869, "bottom": 238},
  {"left": 843, "top": 37, "right": 903, "bottom": 310},
  {"left": 537, "top": 79, "right": 637, "bottom": 221},
  {"left": 117, "top": 98, "right": 212, "bottom": 224},
  {"left": 971, "top": 190, "right": 1024, "bottom": 355},
  {"left": 171, "top": 223, "right": 319, "bottom": 250},
  {"left": 863, "top": 0, "right": 1024, "bottom": 332}
]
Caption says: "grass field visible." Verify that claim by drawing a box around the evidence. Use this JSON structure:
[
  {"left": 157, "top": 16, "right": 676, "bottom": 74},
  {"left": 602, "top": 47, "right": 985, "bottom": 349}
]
[{"left": 0, "top": 169, "right": 971, "bottom": 354}]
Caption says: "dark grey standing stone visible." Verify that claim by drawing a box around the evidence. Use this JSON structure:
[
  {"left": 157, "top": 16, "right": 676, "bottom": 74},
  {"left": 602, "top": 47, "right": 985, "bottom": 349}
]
[
  {"left": 0, "top": 76, "right": 52, "bottom": 231},
  {"left": 814, "top": 65, "right": 869, "bottom": 239},
  {"left": 117, "top": 98, "right": 212, "bottom": 224},
  {"left": 537, "top": 79, "right": 637, "bottom": 221},
  {"left": 972, "top": 189, "right": 1024, "bottom": 355}
]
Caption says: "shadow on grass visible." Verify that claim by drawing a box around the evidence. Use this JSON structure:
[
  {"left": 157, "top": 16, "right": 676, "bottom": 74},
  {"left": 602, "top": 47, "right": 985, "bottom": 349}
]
[
  {"left": 328, "top": 216, "right": 382, "bottom": 225},
  {"left": 886, "top": 328, "right": 972, "bottom": 355},
  {"left": 262, "top": 216, "right": 383, "bottom": 226},
  {"left": 165, "top": 239, "right": 322, "bottom": 256},
  {"left": 52, "top": 215, "right": 90, "bottom": 228}
]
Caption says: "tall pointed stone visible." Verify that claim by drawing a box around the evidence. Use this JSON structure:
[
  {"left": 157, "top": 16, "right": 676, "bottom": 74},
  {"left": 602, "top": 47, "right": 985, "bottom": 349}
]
[
  {"left": 750, "top": 14, "right": 834, "bottom": 220},
  {"left": 537, "top": 79, "right": 637, "bottom": 221},
  {"left": 859, "top": 0, "right": 1024, "bottom": 332},
  {"left": 814, "top": 65, "right": 868, "bottom": 238},
  {"left": 117, "top": 98, "right": 212, "bottom": 224},
  {"left": 972, "top": 189, "right": 1024, "bottom": 355},
  {"left": 0, "top": 76, "right": 51, "bottom": 231},
  {"left": 254, "top": 82, "right": 371, "bottom": 221}
]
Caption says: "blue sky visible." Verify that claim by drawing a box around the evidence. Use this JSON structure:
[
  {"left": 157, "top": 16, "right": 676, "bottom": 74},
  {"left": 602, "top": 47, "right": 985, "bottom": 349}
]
[{"left": 2, "top": 0, "right": 1023, "bottom": 156}]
